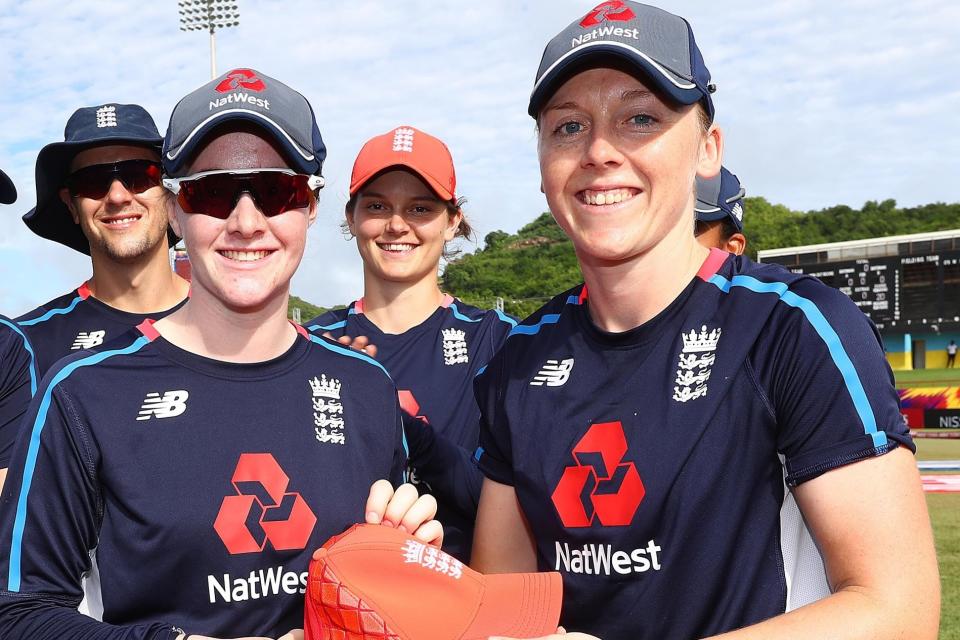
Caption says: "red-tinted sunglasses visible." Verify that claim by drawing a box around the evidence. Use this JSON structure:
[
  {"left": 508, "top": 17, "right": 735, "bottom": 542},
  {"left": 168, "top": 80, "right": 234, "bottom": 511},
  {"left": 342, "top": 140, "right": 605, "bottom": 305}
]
[
  {"left": 162, "top": 169, "right": 324, "bottom": 219},
  {"left": 65, "top": 159, "right": 162, "bottom": 199}
]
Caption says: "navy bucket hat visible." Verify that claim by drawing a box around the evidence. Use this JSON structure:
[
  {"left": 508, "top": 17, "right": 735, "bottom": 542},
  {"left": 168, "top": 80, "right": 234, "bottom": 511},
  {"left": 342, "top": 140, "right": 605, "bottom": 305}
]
[
  {"left": 22, "top": 103, "right": 177, "bottom": 254},
  {"left": 0, "top": 169, "right": 15, "bottom": 204}
]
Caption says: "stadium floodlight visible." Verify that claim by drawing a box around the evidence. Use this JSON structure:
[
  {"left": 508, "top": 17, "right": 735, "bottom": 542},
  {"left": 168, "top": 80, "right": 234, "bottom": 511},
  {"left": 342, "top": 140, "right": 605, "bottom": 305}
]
[{"left": 177, "top": 0, "right": 240, "bottom": 79}]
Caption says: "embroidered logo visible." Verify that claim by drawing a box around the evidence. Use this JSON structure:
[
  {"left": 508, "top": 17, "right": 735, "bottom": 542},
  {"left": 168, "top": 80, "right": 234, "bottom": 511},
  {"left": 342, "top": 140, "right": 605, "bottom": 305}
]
[
  {"left": 215, "top": 68, "right": 266, "bottom": 93},
  {"left": 311, "top": 374, "right": 345, "bottom": 445},
  {"left": 551, "top": 421, "right": 645, "bottom": 527},
  {"left": 95, "top": 105, "right": 117, "bottom": 128},
  {"left": 580, "top": 1, "right": 636, "bottom": 27},
  {"left": 392, "top": 127, "right": 414, "bottom": 152},
  {"left": 213, "top": 453, "right": 317, "bottom": 554},
  {"left": 402, "top": 539, "right": 463, "bottom": 579},
  {"left": 136, "top": 390, "right": 189, "bottom": 420},
  {"left": 530, "top": 358, "right": 575, "bottom": 387},
  {"left": 71, "top": 330, "right": 106, "bottom": 350},
  {"left": 672, "top": 325, "right": 721, "bottom": 402},
  {"left": 441, "top": 328, "right": 469, "bottom": 365},
  {"left": 731, "top": 202, "right": 744, "bottom": 222}
]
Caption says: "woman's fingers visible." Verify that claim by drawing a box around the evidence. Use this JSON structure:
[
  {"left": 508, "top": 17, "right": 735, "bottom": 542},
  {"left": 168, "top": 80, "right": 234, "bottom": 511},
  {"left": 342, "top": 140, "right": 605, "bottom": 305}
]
[
  {"left": 381, "top": 483, "right": 420, "bottom": 529},
  {"left": 364, "top": 479, "right": 396, "bottom": 524}
]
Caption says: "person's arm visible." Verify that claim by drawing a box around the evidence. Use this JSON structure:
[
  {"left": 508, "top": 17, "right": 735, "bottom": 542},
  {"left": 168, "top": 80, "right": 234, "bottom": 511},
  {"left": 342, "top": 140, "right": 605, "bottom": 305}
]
[
  {"left": 0, "top": 320, "right": 37, "bottom": 493},
  {"left": 471, "top": 477, "right": 537, "bottom": 573},
  {"left": 706, "top": 446, "right": 938, "bottom": 639}
]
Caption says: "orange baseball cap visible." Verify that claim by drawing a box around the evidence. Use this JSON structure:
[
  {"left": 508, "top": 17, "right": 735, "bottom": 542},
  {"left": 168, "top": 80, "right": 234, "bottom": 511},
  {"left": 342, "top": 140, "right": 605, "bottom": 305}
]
[
  {"left": 349, "top": 126, "right": 457, "bottom": 201},
  {"left": 306, "top": 524, "right": 563, "bottom": 640}
]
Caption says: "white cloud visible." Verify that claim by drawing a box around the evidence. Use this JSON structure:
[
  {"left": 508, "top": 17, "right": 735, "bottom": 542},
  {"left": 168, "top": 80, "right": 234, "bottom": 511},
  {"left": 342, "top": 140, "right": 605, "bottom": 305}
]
[{"left": 1, "top": 0, "right": 957, "bottom": 311}]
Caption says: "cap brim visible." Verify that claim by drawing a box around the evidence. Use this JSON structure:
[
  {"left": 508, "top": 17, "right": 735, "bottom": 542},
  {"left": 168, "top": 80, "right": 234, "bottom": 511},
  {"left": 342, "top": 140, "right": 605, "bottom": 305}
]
[
  {"left": 695, "top": 202, "right": 742, "bottom": 230},
  {"left": 463, "top": 571, "right": 563, "bottom": 640},
  {"left": 351, "top": 162, "right": 454, "bottom": 201},
  {"left": 0, "top": 170, "right": 16, "bottom": 204},
  {"left": 529, "top": 43, "right": 705, "bottom": 118},
  {"left": 163, "top": 111, "right": 317, "bottom": 177}
]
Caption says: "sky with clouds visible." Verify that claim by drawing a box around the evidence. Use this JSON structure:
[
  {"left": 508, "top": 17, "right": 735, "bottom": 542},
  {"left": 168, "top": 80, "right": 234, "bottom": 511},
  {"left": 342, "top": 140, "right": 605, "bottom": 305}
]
[{"left": 0, "top": 0, "right": 957, "bottom": 314}]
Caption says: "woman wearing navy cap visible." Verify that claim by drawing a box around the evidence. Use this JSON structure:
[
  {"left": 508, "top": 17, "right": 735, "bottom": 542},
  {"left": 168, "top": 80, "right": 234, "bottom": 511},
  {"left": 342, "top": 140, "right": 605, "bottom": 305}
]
[
  {"left": 0, "top": 70, "right": 438, "bottom": 640},
  {"left": 472, "top": 2, "right": 939, "bottom": 639},
  {"left": 306, "top": 126, "right": 516, "bottom": 563}
]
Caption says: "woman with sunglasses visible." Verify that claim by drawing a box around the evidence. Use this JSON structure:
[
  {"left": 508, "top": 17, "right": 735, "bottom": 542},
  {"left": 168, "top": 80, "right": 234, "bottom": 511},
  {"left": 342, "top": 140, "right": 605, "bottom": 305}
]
[
  {"left": 305, "top": 126, "right": 516, "bottom": 562},
  {"left": 0, "top": 70, "right": 438, "bottom": 640},
  {"left": 471, "top": 3, "right": 939, "bottom": 639}
]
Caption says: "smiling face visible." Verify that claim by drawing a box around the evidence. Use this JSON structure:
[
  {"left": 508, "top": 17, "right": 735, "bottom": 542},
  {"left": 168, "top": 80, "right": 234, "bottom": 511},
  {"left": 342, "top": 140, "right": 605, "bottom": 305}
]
[
  {"left": 171, "top": 127, "right": 316, "bottom": 313},
  {"left": 537, "top": 66, "right": 721, "bottom": 266},
  {"left": 346, "top": 169, "right": 461, "bottom": 289},
  {"left": 61, "top": 144, "right": 169, "bottom": 263}
]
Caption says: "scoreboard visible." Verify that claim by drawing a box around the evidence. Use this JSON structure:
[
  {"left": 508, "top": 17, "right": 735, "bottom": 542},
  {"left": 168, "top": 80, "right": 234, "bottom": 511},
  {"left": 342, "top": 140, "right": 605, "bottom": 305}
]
[{"left": 760, "top": 243, "right": 960, "bottom": 331}]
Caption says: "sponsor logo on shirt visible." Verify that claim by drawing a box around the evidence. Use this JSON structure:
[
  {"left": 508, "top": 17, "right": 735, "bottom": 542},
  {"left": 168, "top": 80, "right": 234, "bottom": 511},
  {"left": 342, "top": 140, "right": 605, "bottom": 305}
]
[
  {"left": 208, "top": 565, "right": 307, "bottom": 603},
  {"left": 311, "top": 374, "right": 345, "bottom": 445},
  {"left": 530, "top": 358, "right": 575, "bottom": 387},
  {"left": 442, "top": 328, "right": 469, "bottom": 365},
  {"left": 555, "top": 539, "right": 662, "bottom": 576},
  {"left": 71, "top": 330, "right": 105, "bottom": 350},
  {"left": 213, "top": 453, "right": 317, "bottom": 555},
  {"left": 136, "top": 390, "right": 189, "bottom": 420},
  {"left": 551, "top": 421, "right": 645, "bottom": 527},
  {"left": 672, "top": 325, "right": 721, "bottom": 403}
]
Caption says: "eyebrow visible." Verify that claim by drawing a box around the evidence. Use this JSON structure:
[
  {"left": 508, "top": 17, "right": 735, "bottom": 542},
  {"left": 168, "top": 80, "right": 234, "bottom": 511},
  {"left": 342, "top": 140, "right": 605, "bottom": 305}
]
[
  {"left": 544, "top": 89, "right": 658, "bottom": 114},
  {"left": 358, "top": 191, "right": 441, "bottom": 203}
]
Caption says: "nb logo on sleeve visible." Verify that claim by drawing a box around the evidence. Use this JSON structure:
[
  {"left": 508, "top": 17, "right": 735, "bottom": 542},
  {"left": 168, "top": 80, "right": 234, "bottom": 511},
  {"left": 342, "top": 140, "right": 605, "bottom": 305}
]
[
  {"left": 71, "top": 330, "right": 106, "bottom": 350},
  {"left": 137, "top": 390, "right": 189, "bottom": 420}
]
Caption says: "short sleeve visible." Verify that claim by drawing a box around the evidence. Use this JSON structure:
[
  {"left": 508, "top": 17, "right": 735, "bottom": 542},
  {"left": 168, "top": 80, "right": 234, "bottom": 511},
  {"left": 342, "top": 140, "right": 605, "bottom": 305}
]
[
  {"left": 474, "top": 353, "right": 515, "bottom": 486},
  {"left": 755, "top": 280, "right": 911, "bottom": 486},
  {"left": 0, "top": 324, "right": 36, "bottom": 467}
]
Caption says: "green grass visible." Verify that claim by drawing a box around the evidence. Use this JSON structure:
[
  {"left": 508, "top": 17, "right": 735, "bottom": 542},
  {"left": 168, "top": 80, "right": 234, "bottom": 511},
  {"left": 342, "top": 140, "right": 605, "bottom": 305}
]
[
  {"left": 929, "top": 494, "right": 960, "bottom": 639},
  {"left": 896, "top": 368, "right": 960, "bottom": 387},
  {"left": 916, "top": 439, "right": 960, "bottom": 461}
]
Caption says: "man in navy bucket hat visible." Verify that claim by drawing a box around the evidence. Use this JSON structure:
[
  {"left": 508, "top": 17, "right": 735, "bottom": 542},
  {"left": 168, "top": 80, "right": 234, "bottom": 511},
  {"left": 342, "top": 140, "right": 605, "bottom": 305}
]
[
  {"left": 15, "top": 104, "right": 190, "bottom": 377},
  {"left": 695, "top": 166, "right": 747, "bottom": 255}
]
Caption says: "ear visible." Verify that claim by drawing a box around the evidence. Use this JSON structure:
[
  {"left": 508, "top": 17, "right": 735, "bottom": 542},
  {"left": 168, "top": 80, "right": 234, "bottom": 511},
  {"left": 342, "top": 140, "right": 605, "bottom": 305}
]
[
  {"left": 59, "top": 188, "right": 80, "bottom": 224},
  {"left": 696, "top": 123, "right": 723, "bottom": 180},
  {"left": 344, "top": 204, "right": 357, "bottom": 236},
  {"left": 725, "top": 232, "right": 747, "bottom": 256},
  {"left": 306, "top": 197, "right": 318, "bottom": 226},
  {"left": 166, "top": 194, "right": 183, "bottom": 239},
  {"left": 444, "top": 208, "right": 463, "bottom": 242}
]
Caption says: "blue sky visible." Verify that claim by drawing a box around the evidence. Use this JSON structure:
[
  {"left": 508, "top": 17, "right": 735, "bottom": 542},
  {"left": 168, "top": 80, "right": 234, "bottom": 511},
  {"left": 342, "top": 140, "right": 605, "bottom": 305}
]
[{"left": 1, "top": 0, "right": 957, "bottom": 312}]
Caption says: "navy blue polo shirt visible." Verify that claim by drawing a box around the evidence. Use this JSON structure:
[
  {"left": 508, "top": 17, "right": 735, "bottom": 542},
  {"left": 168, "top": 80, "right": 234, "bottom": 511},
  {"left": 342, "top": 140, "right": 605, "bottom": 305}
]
[
  {"left": 0, "top": 322, "right": 405, "bottom": 639},
  {"left": 308, "top": 296, "right": 515, "bottom": 561},
  {"left": 475, "top": 250, "right": 911, "bottom": 639},
  {"left": 16, "top": 282, "right": 187, "bottom": 376},
  {"left": 0, "top": 316, "right": 37, "bottom": 467}
]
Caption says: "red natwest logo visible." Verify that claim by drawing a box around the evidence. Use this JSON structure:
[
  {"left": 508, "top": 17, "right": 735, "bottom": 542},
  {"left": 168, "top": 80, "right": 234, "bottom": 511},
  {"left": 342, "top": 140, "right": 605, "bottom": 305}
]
[
  {"left": 215, "top": 68, "right": 266, "bottom": 93},
  {"left": 214, "top": 453, "right": 317, "bottom": 554},
  {"left": 580, "top": 1, "right": 636, "bottom": 28},
  {"left": 551, "top": 421, "right": 645, "bottom": 527},
  {"left": 398, "top": 389, "right": 429, "bottom": 423}
]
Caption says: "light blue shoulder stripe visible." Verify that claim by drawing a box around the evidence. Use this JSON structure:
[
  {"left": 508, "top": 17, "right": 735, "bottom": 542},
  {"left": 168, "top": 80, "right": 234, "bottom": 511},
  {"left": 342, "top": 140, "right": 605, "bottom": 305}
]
[
  {"left": 7, "top": 335, "right": 151, "bottom": 592},
  {"left": 0, "top": 318, "right": 38, "bottom": 396},
  {"left": 507, "top": 293, "right": 582, "bottom": 338},
  {"left": 17, "top": 296, "right": 84, "bottom": 327},
  {"left": 708, "top": 273, "right": 886, "bottom": 448},
  {"left": 305, "top": 335, "right": 409, "bottom": 462},
  {"left": 493, "top": 309, "right": 518, "bottom": 328},
  {"left": 449, "top": 303, "right": 483, "bottom": 324},
  {"left": 306, "top": 306, "right": 356, "bottom": 333}
]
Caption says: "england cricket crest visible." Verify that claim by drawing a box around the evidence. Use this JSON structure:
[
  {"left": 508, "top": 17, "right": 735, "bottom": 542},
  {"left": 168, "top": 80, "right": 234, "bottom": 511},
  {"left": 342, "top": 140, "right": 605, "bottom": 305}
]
[
  {"left": 672, "top": 325, "right": 721, "bottom": 403},
  {"left": 442, "top": 328, "right": 469, "bottom": 365},
  {"left": 311, "top": 374, "right": 345, "bottom": 444}
]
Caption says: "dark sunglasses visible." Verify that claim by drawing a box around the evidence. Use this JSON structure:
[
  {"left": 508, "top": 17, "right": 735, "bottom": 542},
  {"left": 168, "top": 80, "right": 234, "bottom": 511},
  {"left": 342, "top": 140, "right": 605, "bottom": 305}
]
[
  {"left": 65, "top": 159, "right": 162, "bottom": 199},
  {"left": 162, "top": 169, "right": 324, "bottom": 219}
]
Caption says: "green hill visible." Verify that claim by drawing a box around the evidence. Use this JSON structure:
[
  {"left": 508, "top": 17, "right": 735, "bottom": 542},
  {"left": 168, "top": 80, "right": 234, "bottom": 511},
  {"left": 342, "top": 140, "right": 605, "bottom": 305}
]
[{"left": 442, "top": 198, "right": 960, "bottom": 318}]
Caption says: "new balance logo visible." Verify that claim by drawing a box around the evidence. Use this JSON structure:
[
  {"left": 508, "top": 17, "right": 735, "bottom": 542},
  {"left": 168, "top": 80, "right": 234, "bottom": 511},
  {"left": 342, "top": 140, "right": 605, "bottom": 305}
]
[
  {"left": 531, "top": 358, "right": 574, "bottom": 387},
  {"left": 137, "top": 390, "right": 189, "bottom": 420},
  {"left": 71, "top": 330, "right": 105, "bottom": 350}
]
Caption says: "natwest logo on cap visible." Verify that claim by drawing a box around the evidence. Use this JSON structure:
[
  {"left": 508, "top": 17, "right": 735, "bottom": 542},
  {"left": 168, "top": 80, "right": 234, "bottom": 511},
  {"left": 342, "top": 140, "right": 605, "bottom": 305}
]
[
  {"left": 580, "top": 0, "right": 636, "bottom": 27},
  {"left": 215, "top": 68, "right": 267, "bottom": 93},
  {"left": 551, "top": 420, "right": 645, "bottom": 527}
]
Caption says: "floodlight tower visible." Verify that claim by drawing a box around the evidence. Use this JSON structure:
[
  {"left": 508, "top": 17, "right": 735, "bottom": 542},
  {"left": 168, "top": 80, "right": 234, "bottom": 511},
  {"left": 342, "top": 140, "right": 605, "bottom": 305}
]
[{"left": 177, "top": 0, "right": 240, "bottom": 79}]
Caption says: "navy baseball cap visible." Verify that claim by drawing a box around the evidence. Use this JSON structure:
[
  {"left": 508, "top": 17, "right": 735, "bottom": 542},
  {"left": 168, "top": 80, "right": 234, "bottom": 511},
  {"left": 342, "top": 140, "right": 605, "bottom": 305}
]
[
  {"left": 163, "top": 68, "right": 326, "bottom": 178},
  {"left": 0, "top": 169, "right": 15, "bottom": 204},
  {"left": 22, "top": 103, "right": 168, "bottom": 254},
  {"left": 529, "top": 1, "right": 716, "bottom": 120},
  {"left": 695, "top": 167, "right": 745, "bottom": 231}
]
